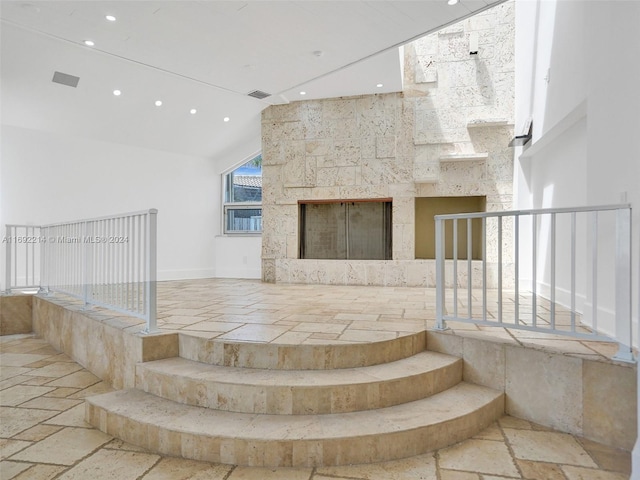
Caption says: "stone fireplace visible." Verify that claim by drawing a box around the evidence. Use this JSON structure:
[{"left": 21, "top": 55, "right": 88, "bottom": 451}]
[{"left": 261, "top": 2, "right": 515, "bottom": 287}]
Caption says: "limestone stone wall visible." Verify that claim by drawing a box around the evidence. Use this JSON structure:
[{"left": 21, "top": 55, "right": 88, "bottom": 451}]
[{"left": 261, "top": 1, "right": 515, "bottom": 286}]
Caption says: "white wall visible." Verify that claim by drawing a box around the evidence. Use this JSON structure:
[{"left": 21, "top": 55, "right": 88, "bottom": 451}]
[
  {"left": 212, "top": 140, "right": 264, "bottom": 280},
  {"left": 515, "top": 0, "right": 640, "bottom": 337},
  {"left": 1, "top": 126, "right": 219, "bottom": 283}
]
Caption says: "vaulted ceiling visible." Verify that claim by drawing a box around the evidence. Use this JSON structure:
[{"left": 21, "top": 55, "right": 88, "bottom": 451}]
[{"left": 1, "top": 1, "right": 503, "bottom": 161}]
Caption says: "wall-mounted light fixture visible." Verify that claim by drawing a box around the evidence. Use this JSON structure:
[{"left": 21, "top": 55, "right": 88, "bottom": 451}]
[{"left": 509, "top": 117, "right": 533, "bottom": 147}]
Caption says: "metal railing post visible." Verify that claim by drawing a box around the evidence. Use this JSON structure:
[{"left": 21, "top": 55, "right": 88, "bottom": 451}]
[
  {"left": 142, "top": 209, "right": 159, "bottom": 334},
  {"left": 613, "top": 207, "right": 634, "bottom": 362},
  {"left": 435, "top": 216, "right": 447, "bottom": 331}
]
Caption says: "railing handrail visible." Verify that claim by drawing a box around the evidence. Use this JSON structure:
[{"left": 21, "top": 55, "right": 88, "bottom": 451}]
[
  {"left": 435, "top": 203, "right": 630, "bottom": 220},
  {"left": 38, "top": 208, "right": 158, "bottom": 228}
]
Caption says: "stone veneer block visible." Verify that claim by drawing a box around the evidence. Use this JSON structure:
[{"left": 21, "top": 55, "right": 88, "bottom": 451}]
[
  {"left": 428, "top": 329, "right": 637, "bottom": 452},
  {"left": 461, "top": 336, "right": 506, "bottom": 391},
  {"left": 0, "top": 294, "right": 33, "bottom": 335},
  {"left": 582, "top": 360, "right": 637, "bottom": 451},
  {"left": 32, "top": 296, "right": 177, "bottom": 389},
  {"left": 141, "top": 333, "right": 179, "bottom": 362},
  {"left": 505, "top": 346, "right": 583, "bottom": 436}
]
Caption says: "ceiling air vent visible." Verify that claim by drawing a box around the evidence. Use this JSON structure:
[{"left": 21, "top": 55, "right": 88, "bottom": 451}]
[
  {"left": 247, "top": 90, "right": 271, "bottom": 100},
  {"left": 52, "top": 71, "right": 80, "bottom": 88}
]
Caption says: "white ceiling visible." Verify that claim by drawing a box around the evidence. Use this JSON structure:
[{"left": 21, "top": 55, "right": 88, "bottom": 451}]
[{"left": 1, "top": 0, "right": 502, "bottom": 161}]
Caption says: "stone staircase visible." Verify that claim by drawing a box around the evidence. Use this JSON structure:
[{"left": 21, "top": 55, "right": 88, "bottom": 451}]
[{"left": 85, "top": 332, "right": 504, "bottom": 467}]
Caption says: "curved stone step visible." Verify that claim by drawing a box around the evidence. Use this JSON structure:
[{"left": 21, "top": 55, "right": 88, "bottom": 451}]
[
  {"left": 136, "top": 351, "right": 462, "bottom": 414},
  {"left": 178, "top": 330, "right": 426, "bottom": 369},
  {"left": 85, "top": 383, "right": 503, "bottom": 467}
]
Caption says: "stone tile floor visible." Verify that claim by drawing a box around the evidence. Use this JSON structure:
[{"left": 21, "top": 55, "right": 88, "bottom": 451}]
[
  {"left": 148, "top": 279, "right": 622, "bottom": 362},
  {"left": 0, "top": 334, "right": 631, "bottom": 480}
]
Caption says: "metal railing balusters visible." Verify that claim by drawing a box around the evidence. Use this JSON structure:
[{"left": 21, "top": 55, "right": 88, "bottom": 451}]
[
  {"left": 434, "top": 204, "right": 635, "bottom": 362},
  {"left": 3, "top": 210, "right": 157, "bottom": 333}
]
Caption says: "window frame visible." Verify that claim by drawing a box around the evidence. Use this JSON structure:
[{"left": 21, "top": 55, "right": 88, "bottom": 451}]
[{"left": 221, "top": 152, "right": 263, "bottom": 236}]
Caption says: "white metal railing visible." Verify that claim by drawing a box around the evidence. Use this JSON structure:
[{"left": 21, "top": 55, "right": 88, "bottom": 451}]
[
  {"left": 4, "top": 209, "right": 158, "bottom": 334},
  {"left": 434, "top": 204, "right": 635, "bottom": 363}
]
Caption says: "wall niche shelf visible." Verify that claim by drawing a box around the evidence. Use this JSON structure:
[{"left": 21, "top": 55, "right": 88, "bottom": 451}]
[{"left": 466, "top": 119, "right": 513, "bottom": 128}]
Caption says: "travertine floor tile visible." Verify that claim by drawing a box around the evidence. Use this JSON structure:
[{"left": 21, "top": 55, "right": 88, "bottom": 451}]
[
  {"left": 0, "top": 406, "right": 58, "bottom": 437},
  {"left": 438, "top": 439, "right": 519, "bottom": 477},
  {"left": 142, "top": 457, "right": 232, "bottom": 480},
  {"left": 516, "top": 460, "right": 567, "bottom": 480},
  {"left": 23, "top": 363, "right": 82, "bottom": 378},
  {"left": 44, "top": 404, "right": 90, "bottom": 428},
  {"left": 0, "top": 353, "right": 50, "bottom": 367},
  {"left": 0, "top": 460, "right": 31, "bottom": 478},
  {"left": 20, "top": 396, "right": 82, "bottom": 411},
  {"left": 0, "top": 438, "right": 31, "bottom": 459},
  {"left": 12, "top": 424, "right": 63, "bottom": 442},
  {"left": 12, "top": 464, "right": 67, "bottom": 480},
  {"left": 0, "top": 385, "right": 56, "bottom": 406},
  {"left": 217, "top": 324, "right": 290, "bottom": 342},
  {"left": 56, "top": 449, "right": 160, "bottom": 480},
  {"left": 317, "top": 453, "right": 437, "bottom": 479},
  {"left": 338, "top": 330, "right": 397, "bottom": 342},
  {"left": 45, "top": 371, "right": 100, "bottom": 389},
  {"left": 66, "top": 381, "right": 114, "bottom": 399},
  {"left": 439, "top": 471, "right": 480, "bottom": 480},
  {"left": 228, "top": 466, "right": 312, "bottom": 479},
  {"left": 499, "top": 416, "right": 532, "bottom": 430},
  {"left": 10, "top": 427, "right": 111, "bottom": 465},
  {"left": 504, "top": 429, "right": 598, "bottom": 467},
  {"left": 44, "top": 387, "right": 81, "bottom": 398},
  {"left": 562, "top": 465, "right": 628, "bottom": 480}
]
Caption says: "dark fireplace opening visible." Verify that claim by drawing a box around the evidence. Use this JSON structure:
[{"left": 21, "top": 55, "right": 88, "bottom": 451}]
[{"left": 299, "top": 199, "right": 392, "bottom": 260}]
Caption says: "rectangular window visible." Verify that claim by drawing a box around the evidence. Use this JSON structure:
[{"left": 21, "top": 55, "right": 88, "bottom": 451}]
[
  {"left": 299, "top": 200, "right": 392, "bottom": 260},
  {"left": 223, "top": 154, "right": 262, "bottom": 234},
  {"left": 224, "top": 206, "right": 263, "bottom": 234}
]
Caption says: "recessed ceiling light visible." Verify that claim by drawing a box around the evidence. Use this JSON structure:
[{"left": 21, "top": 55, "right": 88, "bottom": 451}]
[
  {"left": 155, "top": 100, "right": 162, "bottom": 107},
  {"left": 84, "top": 40, "right": 95, "bottom": 46},
  {"left": 300, "top": 91, "right": 307, "bottom": 95},
  {"left": 447, "top": 0, "right": 459, "bottom": 5},
  {"left": 105, "top": 15, "right": 116, "bottom": 21},
  {"left": 113, "top": 89, "right": 121, "bottom": 96},
  {"left": 223, "top": 117, "right": 230, "bottom": 122},
  {"left": 376, "top": 83, "right": 383, "bottom": 88},
  {"left": 190, "top": 109, "right": 197, "bottom": 115}
]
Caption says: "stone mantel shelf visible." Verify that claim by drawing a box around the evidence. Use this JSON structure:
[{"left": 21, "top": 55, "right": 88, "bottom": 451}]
[
  {"left": 439, "top": 153, "right": 489, "bottom": 162},
  {"left": 466, "top": 119, "right": 514, "bottom": 128}
]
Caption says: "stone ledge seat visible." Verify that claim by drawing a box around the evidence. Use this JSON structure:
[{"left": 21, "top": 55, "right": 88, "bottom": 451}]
[
  {"left": 86, "top": 383, "right": 504, "bottom": 467},
  {"left": 136, "top": 351, "right": 462, "bottom": 414}
]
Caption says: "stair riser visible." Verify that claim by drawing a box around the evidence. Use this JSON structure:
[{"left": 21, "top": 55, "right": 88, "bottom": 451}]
[
  {"left": 136, "top": 360, "right": 462, "bottom": 414},
  {"left": 179, "top": 331, "right": 426, "bottom": 369},
  {"left": 86, "top": 395, "right": 503, "bottom": 467}
]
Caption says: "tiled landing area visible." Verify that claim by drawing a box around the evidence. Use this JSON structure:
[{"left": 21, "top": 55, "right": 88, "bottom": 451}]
[{"left": 0, "top": 335, "right": 631, "bottom": 480}]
